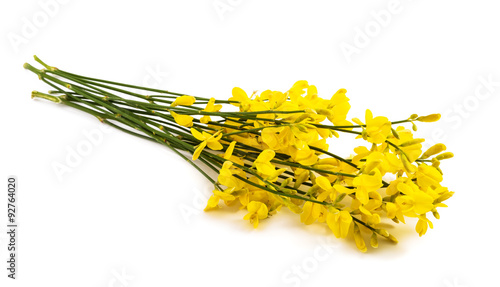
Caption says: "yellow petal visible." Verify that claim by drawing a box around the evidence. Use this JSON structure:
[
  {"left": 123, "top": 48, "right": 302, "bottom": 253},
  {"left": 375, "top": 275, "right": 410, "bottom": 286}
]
[
  {"left": 214, "top": 190, "right": 235, "bottom": 202},
  {"left": 256, "top": 149, "right": 275, "bottom": 163},
  {"left": 171, "top": 95, "right": 196, "bottom": 107},
  {"left": 326, "top": 211, "right": 341, "bottom": 238},
  {"left": 365, "top": 109, "right": 373, "bottom": 122},
  {"left": 190, "top": 128, "right": 206, "bottom": 141},
  {"left": 207, "top": 140, "right": 223, "bottom": 150},
  {"left": 170, "top": 111, "right": 193, "bottom": 127},
  {"left": 334, "top": 184, "right": 355, "bottom": 195},
  {"left": 339, "top": 211, "right": 352, "bottom": 238},
  {"left": 316, "top": 176, "right": 332, "bottom": 191},
  {"left": 200, "top": 115, "right": 211, "bottom": 124},
  {"left": 353, "top": 224, "right": 367, "bottom": 252},
  {"left": 224, "top": 141, "right": 237, "bottom": 160},
  {"left": 256, "top": 203, "right": 269, "bottom": 219},
  {"left": 386, "top": 202, "right": 397, "bottom": 218},
  {"left": 192, "top": 141, "right": 207, "bottom": 160},
  {"left": 356, "top": 189, "right": 369, "bottom": 205},
  {"left": 204, "top": 194, "right": 220, "bottom": 211}
]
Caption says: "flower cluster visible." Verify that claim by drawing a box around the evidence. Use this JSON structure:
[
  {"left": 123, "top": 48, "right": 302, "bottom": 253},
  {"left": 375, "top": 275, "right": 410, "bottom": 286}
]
[
  {"left": 25, "top": 56, "right": 454, "bottom": 252},
  {"left": 189, "top": 81, "right": 453, "bottom": 252}
]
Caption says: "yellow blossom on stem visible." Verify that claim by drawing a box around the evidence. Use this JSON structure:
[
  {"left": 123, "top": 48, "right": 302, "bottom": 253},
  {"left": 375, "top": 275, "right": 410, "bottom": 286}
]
[
  {"left": 200, "top": 97, "right": 222, "bottom": 124},
  {"left": 190, "top": 128, "right": 223, "bottom": 160},
  {"left": 170, "top": 110, "right": 193, "bottom": 127},
  {"left": 416, "top": 114, "right": 441, "bottom": 122},
  {"left": 326, "top": 88, "right": 351, "bottom": 126},
  {"left": 229, "top": 87, "right": 251, "bottom": 111},
  {"left": 205, "top": 189, "right": 236, "bottom": 211},
  {"left": 300, "top": 201, "right": 327, "bottom": 225},
  {"left": 352, "top": 169, "right": 383, "bottom": 205},
  {"left": 26, "top": 57, "right": 456, "bottom": 253},
  {"left": 326, "top": 208, "right": 352, "bottom": 238},
  {"left": 416, "top": 164, "right": 443, "bottom": 190},
  {"left": 243, "top": 201, "right": 269, "bottom": 228},
  {"left": 396, "top": 182, "right": 434, "bottom": 215},
  {"left": 218, "top": 161, "right": 245, "bottom": 190},
  {"left": 288, "top": 141, "right": 318, "bottom": 165},
  {"left": 223, "top": 141, "right": 237, "bottom": 160},
  {"left": 171, "top": 95, "right": 196, "bottom": 107},
  {"left": 353, "top": 109, "right": 391, "bottom": 144},
  {"left": 415, "top": 214, "right": 433, "bottom": 236},
  {"left": 353, "top": 223, "right": 367, "bottom": 252},
  {"left": 420, "top": 143, "right": 446, "bottom": 159}
]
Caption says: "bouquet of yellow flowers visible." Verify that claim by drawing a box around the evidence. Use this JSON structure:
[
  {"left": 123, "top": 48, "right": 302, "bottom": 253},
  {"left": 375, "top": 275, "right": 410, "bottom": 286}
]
[{"left": 25, "top": 56, "right": 454, "bottom": 252}]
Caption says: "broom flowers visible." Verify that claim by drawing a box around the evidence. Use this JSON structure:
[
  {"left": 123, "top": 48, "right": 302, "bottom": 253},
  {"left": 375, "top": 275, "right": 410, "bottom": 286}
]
[{"left": 25, "top": 56, "right": 454, "bottom": 252}]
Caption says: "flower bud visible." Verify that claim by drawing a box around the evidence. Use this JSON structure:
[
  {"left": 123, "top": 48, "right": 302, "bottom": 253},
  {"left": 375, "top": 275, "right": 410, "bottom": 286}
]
[
  {"left": 353, "top": 224, "right": 367, "bottom": 252},
  {"left": 412, "top": 121, "right": 418, "bottom": 131},
  {"left": 436, "top": 152, "right": 454, "bottom": 160},
  {"left": 370, "top": 233, "right": 379, "bottom": 248},
  {"left": 421, "top": 143, "right": 447, "bottom": 159},
  {"left": 400, "top": 138, "right": 425, "bottom": 147},
  {"left": 363, "top": 159, "right": 382, "bottom": 174},
  {"left": 335, "top": 193, "right": 347, "bottom": 203},
  {"left": 409, "top": 114, "right": 418, "bottom": 120},
  {"left": 432, "top": 209, "right": 440, "bottom": 219},
  {"left": 391, "top": 128, "right": 400, "bottom": 139},
  {"left": 280, "top": 178, "right": 293, "bottom": 187},
  {"left": 401, "top": 154, "right": 416, "bottom": 173},
  {"left": 388, "top": 234, "right": 398, "bottom": 243},
  {"left": 316, "top": 108, "right": 332, "bottom": 116},
  {"left": 376, "top": 228, "right": 390, "bottom": 237},
  {"left": 416, "top": 114, "right": 441, "bottom": 122}
]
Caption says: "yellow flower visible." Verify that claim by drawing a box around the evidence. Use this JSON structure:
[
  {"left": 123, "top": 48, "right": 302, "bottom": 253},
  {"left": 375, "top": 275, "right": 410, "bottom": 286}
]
[
  {"left": 353, "top": 223, "right": 367, "bottom": 252},
  {"left": 261, "top": 126, "right": 294, "bottom": 150},
  {"left": 253, "top": 149, "right": 286, "bottom": 180},
  {"left": 229, "top": 87, "right": 251, "bottom": 111},
  {"left": 354, "top": 109, "right": 391, "bottom": 144},
  {"left": 416, "top": 164, "right": 443, "bottom": 190},
  {"left": 352, "top": 169, "right": 383, "bottom": 205},
  {"left": 326, "top": 208, "right": 352, "bottom": 238},
  {"left": 392, "top": 126, "right": 423, "bottom": 162},
  {"left": 385, "top": 202, "right": 405, "bottom": 223},
  {"left": 386, "top": 177, "right": 405, "bottom": 196},
  {"left": 287, "top": 141, "right": 318, "bottom": 166},
  {"left": 352, "top": 146, "right": 371, "bottom": 165},
  {"left": 204, "top": 189, "right": 236, "bottom": 211},
  {"left": 300, "top": 201, "right": 327, "bottom": 225},
  {"left": 217, "top": 161, "right": 245, "bottom": 190},
  {"left": 171, "top": 95, "right": 196, "bottom": 107},
  {"left": 254, "top": 149, "right": 276, "bottom": 174},
  {"left": 356, "top": 191, "right": 382, "bottom": 217},
  {"left": 326, "top": 88, "right": 351, "bottom": 125},
  {"left": 243, "top": 201, "right": 268, "bottom": 228},
  {"left": 360, "top": 151, "right": 402, "bottom": 175},
  {"left": 396, "top": 182, "right": 434, "bottom": 215},
  {"left": 288, "top": 80, "right": 309, "bottom": 102},
  {"left": 170, "top": 111, "right": 193, "bottom": 127},
  {"left": 260, "top": 90, "right": 287, "bottom": 109},
  {"left": 200, "top": 97, "right": 223, "bottom": 124},
  {"left": 191, "top": 128, "right": 223, "bottom": 160},
  {"left": 415, "top": 215, "right": 433, "bottom": 236},
  {"left": 315, "top": 176, "right": 354, "bottom": 202}
]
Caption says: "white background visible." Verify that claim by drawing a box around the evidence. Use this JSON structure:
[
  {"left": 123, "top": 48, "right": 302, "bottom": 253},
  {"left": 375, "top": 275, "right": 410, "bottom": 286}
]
[{"left": 1, "top": 1, "right": 499, "bottom": 286}]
